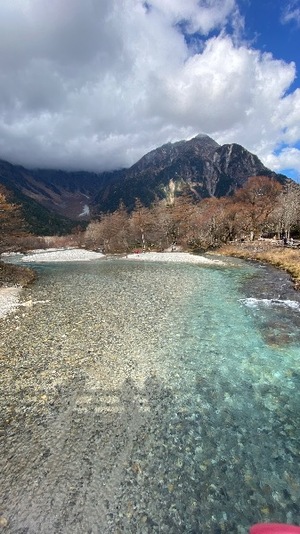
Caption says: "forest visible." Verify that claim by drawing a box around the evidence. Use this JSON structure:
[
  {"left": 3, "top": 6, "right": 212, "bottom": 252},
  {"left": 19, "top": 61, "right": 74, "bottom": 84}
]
[
  {"left": 1, "top": 176, "right": 300, "bottom": 255},
  {"left": 82, "top": 176, "right": 300, "bottom": 254}
]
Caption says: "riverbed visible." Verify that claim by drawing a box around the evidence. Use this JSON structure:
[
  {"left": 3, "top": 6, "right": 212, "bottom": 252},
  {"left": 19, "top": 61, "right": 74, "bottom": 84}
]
[{"left": 0, "top": 255, "right": 300, "bottom": 533}]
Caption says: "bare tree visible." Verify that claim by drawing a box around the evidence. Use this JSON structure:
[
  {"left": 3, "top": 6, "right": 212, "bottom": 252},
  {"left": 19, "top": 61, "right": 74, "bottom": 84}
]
[
  {"left": 233, "top": 176, "right": 283, "bottom": 239},
  {"left": 150, "top": 198, "right": 173, "bottom": 250},
  {"left": 272, "top": 180, "right": 300, "bottom": 239},
  {"left": 0, "top": 186, "right": 28, "bottom": 253},
  {"left": 130, "top": 199, "right": 158, "bottom": 250},
  {"left": 167, "top": 191, "right": 196, "bottom": 247},
  {"left": 84, "top": 203, "right": 130, "bottom": 253}
]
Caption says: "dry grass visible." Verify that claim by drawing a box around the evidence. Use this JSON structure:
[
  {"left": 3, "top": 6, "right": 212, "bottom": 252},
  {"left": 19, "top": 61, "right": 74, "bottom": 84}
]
[{"left": 217, "top": 241, "right": 300, "bottom": 290}]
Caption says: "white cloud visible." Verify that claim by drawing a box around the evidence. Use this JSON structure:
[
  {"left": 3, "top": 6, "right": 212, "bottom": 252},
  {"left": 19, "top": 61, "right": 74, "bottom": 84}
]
[
  {"left": 281, "top": 1, "right": 300, "bottom": 26},
  {"left": 265, "top": 147, "right": 300, "bottom": 181},
  {"left": 147, "top": 0, "right": 238, "bottom": 35},
  {"left": 0, "top": 0, "right": 299, "bottom": 180}
]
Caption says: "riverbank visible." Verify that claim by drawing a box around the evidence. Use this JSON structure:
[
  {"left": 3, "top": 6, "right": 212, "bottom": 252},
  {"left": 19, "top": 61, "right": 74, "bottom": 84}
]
[
  {"left": 6, "top": 247, "right": 106, "bottom": 263},
  {"left": 1, "top": 244, "right": 299, "bottom": 320},
  {"left": 217, "top": 241, "right": 300, "bottom": 290},
  {"left": 125, "top": 251, "right": 225, "bottom": 265},
  {"left": 0, "top": 260, "right": 36, "bottom": 288},
  {"left": 0, "top": 249, "right": 105, "bottom": 319},
  {"left": 0, "top": 261, "right": 37, "bottom": 318},
  {"left": 0, "top": 287, "right": 22, "bottom": 319},
  {"left": 0, "top": 249, "right": 225, "bottom": 320}
]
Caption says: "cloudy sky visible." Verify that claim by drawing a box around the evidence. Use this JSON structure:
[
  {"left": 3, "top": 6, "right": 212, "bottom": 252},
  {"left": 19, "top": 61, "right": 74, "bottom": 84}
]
[{"left": 0, "top": 0, "right": 300, "bottom": 181}]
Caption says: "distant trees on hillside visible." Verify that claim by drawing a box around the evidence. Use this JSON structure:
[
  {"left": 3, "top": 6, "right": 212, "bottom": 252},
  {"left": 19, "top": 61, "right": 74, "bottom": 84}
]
[{"left": 82, "top": 176, "right": 300, "bottom": 253}]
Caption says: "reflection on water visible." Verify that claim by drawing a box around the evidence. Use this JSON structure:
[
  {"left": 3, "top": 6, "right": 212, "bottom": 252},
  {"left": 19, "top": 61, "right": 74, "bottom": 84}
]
[{"left": 0, "top": 258, "right": 299, "bottom": 533}]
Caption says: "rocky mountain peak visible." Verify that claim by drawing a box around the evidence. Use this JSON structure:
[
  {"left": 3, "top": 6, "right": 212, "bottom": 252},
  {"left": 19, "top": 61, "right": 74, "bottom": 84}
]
[
  {"left": 188, "top": 134, "right": 220, "bottom": 158},
  {"left": 131, "top": 134, "right": 220, "bottom": 174}
]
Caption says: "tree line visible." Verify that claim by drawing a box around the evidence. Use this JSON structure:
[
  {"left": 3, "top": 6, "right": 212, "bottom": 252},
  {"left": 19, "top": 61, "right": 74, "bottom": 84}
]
[
  {"left": 83, "top": 176, "right": 300, "bottom": 253},
  {"left": 1, "top": 176, "right": 300, "bottom": 255}
]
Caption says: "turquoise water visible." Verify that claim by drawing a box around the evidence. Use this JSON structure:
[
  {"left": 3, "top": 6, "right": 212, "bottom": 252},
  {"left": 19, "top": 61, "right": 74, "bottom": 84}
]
[{"left": 0, "top": 257, "right": 299, "bottom": 533}]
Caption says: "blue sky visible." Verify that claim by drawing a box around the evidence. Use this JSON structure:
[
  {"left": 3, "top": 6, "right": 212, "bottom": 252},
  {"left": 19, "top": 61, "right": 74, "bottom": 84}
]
[
  {"left": 0, "top": 0, "right": 299, "bottom": 181},
  {"left": 242, "top": 0, "right": 300, "bottom": 66},
  {"left": 241, "top": 0, "right": 300, "bottom": 180},
  {"left": 224, "top": 0, "right": 300, "bottom": 181}
]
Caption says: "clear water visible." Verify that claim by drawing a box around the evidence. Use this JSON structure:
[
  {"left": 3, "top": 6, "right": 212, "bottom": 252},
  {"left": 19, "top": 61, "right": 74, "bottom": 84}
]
[{"left": 0, "top": 258, "right": 300, "bottom": 533}]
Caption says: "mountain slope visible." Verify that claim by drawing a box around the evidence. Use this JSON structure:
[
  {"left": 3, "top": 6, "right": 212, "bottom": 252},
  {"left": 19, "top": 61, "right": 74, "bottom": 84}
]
[
  {"left": 0, "top": 161, "right": 81, "bottom": 235},
  {"left": 0, "top": 134, "right": 289, "bottom": 231},
  {"left": 94, "top": 135, "right": 287, "bottom": 212}
]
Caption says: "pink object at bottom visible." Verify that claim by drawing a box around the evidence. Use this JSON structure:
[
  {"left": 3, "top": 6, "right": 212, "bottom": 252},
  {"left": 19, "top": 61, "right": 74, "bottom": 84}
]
[{"left": 250, "top": 524, "right": 300, "bottom": 534}]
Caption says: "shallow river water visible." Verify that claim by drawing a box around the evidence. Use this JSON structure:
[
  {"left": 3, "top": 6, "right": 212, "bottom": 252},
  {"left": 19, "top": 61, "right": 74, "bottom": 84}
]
[{"left": 0, "top": 256, "right": 300, "bottom": 533}]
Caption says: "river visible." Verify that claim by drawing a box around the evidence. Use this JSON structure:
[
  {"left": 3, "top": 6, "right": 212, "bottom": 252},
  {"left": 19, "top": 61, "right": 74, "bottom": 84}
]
[{"left": 0, "top": 256, "right": 300, "bottom": 533}]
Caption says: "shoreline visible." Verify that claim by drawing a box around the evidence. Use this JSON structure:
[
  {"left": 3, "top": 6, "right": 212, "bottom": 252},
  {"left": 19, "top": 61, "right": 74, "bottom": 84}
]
[
  {"left": 1, "top": 244, "right": 299, "bottom": 320},
  {"left": 0, "top": 286, "right": 22, "bottom": 319},
  {"left": 125, "top": 251, "right": 225, "bottom": 265},
  {"left": 3, "top": 248, "right": 225, "bottom": 265},
  {"left": 0, "top": 249, "right": 225, "bottom": 320},
  {"left": 3, "top": 248, "right": 106, "bottom": 263},
  {"left": 217, "top": 242, "right": 300, "bottom": 291}
]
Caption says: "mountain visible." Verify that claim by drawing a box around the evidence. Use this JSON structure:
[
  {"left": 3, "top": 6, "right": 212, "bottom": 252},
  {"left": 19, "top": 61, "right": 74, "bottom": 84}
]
[
  {"left": 93, "top": 134, "right": 288, "bottom": 212},
  {"left": 0, "top": 134, "right": 289, "bottom": 233},
  {"left": 0, "top": 159, "right": 121, "bottom": 234}
]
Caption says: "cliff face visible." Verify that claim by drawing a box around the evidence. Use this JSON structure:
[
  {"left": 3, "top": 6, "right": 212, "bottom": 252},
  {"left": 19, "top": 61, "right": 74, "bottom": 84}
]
[
  {"left": 94, "top": 135, "right": 287, "bottom": 212},
  {"left": 0, "top": 134, "right": 288, "bottom": 230}
]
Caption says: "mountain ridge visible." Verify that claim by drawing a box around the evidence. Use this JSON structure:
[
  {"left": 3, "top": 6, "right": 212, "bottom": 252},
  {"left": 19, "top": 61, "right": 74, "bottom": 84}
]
[{"left": 0, "top": 134, "right": 289, "bottom": 234}]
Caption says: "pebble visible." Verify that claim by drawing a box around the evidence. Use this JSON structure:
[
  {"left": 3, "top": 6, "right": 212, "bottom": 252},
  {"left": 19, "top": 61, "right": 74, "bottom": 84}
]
[
  {"left": 0, "top": 516, "right": 8, "bottom": 528},
  {"left": 0, "top": 256, "right": 299, "bottom": 532}
]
